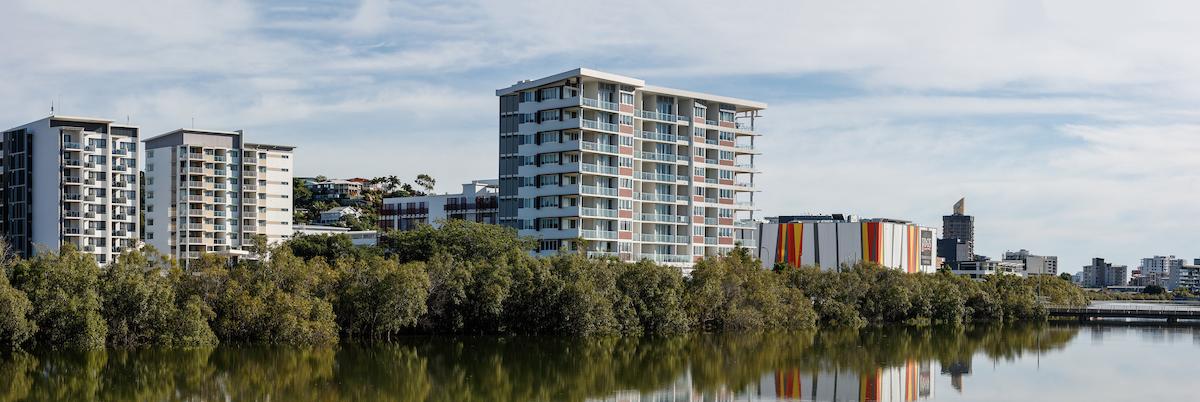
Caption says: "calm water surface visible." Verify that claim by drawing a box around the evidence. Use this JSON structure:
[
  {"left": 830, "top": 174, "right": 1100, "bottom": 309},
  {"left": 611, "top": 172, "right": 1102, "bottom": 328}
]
[{"left": 1, "top": 323, "right": 1197, "bottom": 401}]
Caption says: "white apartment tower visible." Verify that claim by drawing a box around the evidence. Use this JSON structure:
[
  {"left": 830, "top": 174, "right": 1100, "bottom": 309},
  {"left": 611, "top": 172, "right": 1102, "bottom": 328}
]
[
  {"left": 1, "top": 116, "right": 140, "bottom": 263},
  {"left": 143, "top": 129, "right": 294, "bottom": 265},
  {"left": 497, "top": 68, "right": 764, "bottom": 268}
]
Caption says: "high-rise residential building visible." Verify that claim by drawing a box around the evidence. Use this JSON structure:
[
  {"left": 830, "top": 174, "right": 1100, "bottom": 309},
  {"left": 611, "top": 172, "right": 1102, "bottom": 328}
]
[
  {"left": 1169, "top": 264, "right": 1200, "bottom": 292},
  {"left": 496, "top": 68, "right": 764, "bottom": 268},
  {"left": 941, "top": 197, "right": 975, "bottom": 260},
  {"left": 379, "top": 180, "right": 498, "bottom": 231},
  {"left": 1003, "top": 249, "right": 1059, "bottom": 276},
  {"left": 142, "top": 129, "right": 294, "bottom": 265},
  {"left": 1, "top": 116, "right": 140, "bottom": 264},
  {"left": 1081, "top": 257, "right": 1128, "bottom": 288},
  {"left": 1139, "top": 255, "right": 1182, "bottom": 278}
]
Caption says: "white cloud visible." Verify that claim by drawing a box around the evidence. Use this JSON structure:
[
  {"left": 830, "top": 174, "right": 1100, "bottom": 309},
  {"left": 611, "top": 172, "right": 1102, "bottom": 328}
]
[{"left": 1, "top": 0, "right": 1199, "bottom": 271}]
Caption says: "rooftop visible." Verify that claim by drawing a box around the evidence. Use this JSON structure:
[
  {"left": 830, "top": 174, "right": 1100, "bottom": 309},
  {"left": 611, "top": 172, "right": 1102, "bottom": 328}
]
[{"left": 496, "top": 67, "right": 767, "bottom": 110}]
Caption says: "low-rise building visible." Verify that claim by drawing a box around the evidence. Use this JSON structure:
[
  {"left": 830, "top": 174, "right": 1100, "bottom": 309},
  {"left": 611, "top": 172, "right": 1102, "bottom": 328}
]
[
  {"left": 292, "top": 224, "right": 378, "bottom": 246},
  {"left": 952, "top": 259, "right": 1025, "bottom": 280},
  {"left": 317, "top": 206, "right": 361, "bottom": 225},
  {"left": 1081, "top": 257, "right": 1128, "bottom": 288},
  {"left": 1169, "top": 264, "right": 1200, "bottom": 292},
  {"left": 756, "top": 214, "right": 938, "bottom": 273},
  {"left": 308, "top": 179, "right": 364, "bottom": 201},
  {"left": 1003, "top": 249, "right": 1058, "bottom": 276},
  {"left": 379, "top": 180, "right": 498, "bottom": 231}
]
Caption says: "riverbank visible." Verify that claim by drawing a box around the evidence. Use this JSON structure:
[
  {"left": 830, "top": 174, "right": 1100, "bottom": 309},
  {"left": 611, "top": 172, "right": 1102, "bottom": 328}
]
[{"left": 0, "top": 221, "right": 1089, "bottom": 350}]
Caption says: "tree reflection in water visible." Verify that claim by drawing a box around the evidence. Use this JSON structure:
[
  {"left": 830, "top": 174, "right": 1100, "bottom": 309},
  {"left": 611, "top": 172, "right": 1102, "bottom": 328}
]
[{"left": 0, "top": 324, "right": 1081, "bottom": 402}]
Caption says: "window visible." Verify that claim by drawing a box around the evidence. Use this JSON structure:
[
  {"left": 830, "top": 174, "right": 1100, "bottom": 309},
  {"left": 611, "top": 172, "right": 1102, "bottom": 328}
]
[
  {"left": 619, "top": 157, "right": 632, "bottom": 167},
  {"left": 539, "top": 87, "right": 561, "bottom": 100},
  {"left": 694, "top": 106, "right": 706, "bottom": 118},
  {"left": 538, "top": 131, "right": 561, "bottom": 143},
  {"left": 538, "top": 175, "right": 559, "bottom": 186},
  {"left": 538, "top": 196, "right": 559, "bottom": 208},
  {"left": 538, "top": 153, "right": 560, "bottom": 164},
  {"left": 619, "top": 199, "right": 632, "bottom": 209},
  {"left": 521, "top": 91, "right": 535, "bottom": 103},
  {"left": 619, "top": 221, "right": 631, "bottom": 231},
  {"left": 694, "top": 147, "right": 705, "bottom": 156},
  {"left": 620, "top": 92, "right": 634, "bottom": 105},
  {"left": 720, "top": 110, "right": 735, "bottom": 122},
  {"left": 719, "top": 189, "right": 734, "bottom": 198},
  {"left": 619, "top": 136, "right": 633, "bottom": 146},
  {"left": 620, "top": 178, "right": 633, "bottom": 188},
  {"left": 719, "top": 131, "right": 735, "bottom": 141},
  {"left": 619, "top": 115, "right": 633, "bottom": 126},
  {"left": 146, "top": 164, "right": 153, "bottom": 172},
  {"left": 719, "top": 170, "right": 733, "bottom": 180},
  {"left": 539, "top": 109, "right": 560, "bottom": 121},
  {"left": 719, "top": 208, "right": 732, "bottom": 218},
  {"left": 719, "top": 150, "right": 734, "bottom": 160},
  {"left": 538, "top": 218, "right": 559, "bottom": 230},
  {"left": 694, "top": 167, "right": 704, "bottom": 176}
]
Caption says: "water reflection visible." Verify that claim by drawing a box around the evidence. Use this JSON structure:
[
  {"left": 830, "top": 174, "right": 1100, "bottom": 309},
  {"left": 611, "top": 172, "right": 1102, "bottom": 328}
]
[{"left": 3, "top": 324, "right": 1193, "bottom": 401}]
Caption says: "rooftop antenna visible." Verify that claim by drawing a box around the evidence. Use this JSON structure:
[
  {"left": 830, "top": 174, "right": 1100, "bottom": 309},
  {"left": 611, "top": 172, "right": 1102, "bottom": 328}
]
[
  {"left": 191, "top": 117, "right": 195, "bottom": 128},
  {"left": 50, "top": 101, "right": 54, "bottom": 115}
]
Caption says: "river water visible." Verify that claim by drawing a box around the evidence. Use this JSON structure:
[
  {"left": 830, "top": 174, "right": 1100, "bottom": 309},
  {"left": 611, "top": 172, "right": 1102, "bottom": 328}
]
[{"left": 0, "top": 323, "right": 1196, "bottom": 401}]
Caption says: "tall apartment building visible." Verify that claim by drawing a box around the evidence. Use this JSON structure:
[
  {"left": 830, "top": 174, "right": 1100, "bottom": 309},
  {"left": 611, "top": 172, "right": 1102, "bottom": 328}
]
[
  {"left": 496, "top": 68, "right": 764, "bottom": 267},
  {"left": 1081, "top": 257, "right": 1128, "bottom": 288},
  {"left": 143, "top": 129, "right": 294, "bottom": 265},
  {"left": 941, "top": 198, "right": 975, "bottom": 260},
  {"left": 1, "top": 116, "right": 140, "bottom": 263},
  {"left": 1139, "top": 255, "right": 1182, "bottom": 277},
  {"left": 379, "top": 180, "right": 498, "bottom": 231}
]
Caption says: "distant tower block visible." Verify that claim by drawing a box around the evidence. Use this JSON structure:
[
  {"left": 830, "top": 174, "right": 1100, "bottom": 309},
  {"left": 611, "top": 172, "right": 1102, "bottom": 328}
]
[{"left": 953, "top": 197, "right": 965, "bottom": 216}]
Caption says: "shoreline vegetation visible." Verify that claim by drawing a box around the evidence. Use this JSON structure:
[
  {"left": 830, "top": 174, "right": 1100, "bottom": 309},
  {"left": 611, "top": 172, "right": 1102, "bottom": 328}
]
[{"left": 0, "top": 220, "right": 1090, "bottom": 350}]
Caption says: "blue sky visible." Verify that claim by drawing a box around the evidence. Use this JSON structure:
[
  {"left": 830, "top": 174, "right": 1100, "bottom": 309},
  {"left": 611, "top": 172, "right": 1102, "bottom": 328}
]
[{"left": 3, "top": 0, "right": 1199, "bottom": 273}]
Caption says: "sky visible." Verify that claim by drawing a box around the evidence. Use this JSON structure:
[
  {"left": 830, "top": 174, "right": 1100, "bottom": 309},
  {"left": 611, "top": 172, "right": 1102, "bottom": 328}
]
[{"left": 2, "top": 0, "right": 1199, "bottom": 273}]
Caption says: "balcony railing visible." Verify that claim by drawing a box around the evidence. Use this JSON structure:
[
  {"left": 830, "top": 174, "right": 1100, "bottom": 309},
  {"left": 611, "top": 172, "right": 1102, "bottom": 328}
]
[
  {"left": 581, "top": 208, "right": 618, "bottom": 218},
  {"left": 632, "top": 234, "right": 688, "bottom": 244},
  {"left": 636, "top": 213, "right": 687, "bottom": 223},
  {"left": 580, "top": 164, "right": 619, "bottom": 175},
  {"left": 637, "top": 130, "right": 677, "bottom": 142},
  {"left": 634, "top": 151, "right": 677, "bottom": 162},
  {"left": 64, "top": 142, "right": 83, "bottom": 150},
  {"left": 735, "top": 122, "right": 755, "bottom": 131},
  {"left": 580, "top": 230, "right": 619, "bottom": 239},
  {"left": 637, "top": 172, "right": 681, "bottom": 182},
  {"left": 634, "top": 192, "right": 677, "bottom": 203},
  {"left": 581, "top": 185, "right": 619, "bottom": 197},
  {"left": 580, "top": 141, "right": 619, "bottom": 154},
  {"left": 580, "top": 97, "right": 619, "bottom": 111},
  {"left": 634, "top": 253, "right": 691, "bottom": 263},
  {"left": 581, "top": 120, "right": 620, "bottom": 133},
  {"left": 636, "top": 110, "right": 682, "bottom": 122}
]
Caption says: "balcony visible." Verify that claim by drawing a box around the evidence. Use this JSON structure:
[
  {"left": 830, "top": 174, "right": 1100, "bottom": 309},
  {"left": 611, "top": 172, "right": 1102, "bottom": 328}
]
[
  {"left": 113, "top": 214, "right": 129, "bottom": 221},
  {"left": 64, "top": 193, "right": 83, "bottom": 201},
  {"left": 64, "top": 211, "right": 82, "bottom": 219},
  {"left": 580, "top": 164, "right": 619, "bottom": 175},
  {"left": 632, "top": 234, "right": 687, "bottom": 244},
  {"left": 185, "top": 181, "right": 204, "bottom": 188},
  {"left": 213, "top": 170, "right": 227, "bottom": 176},
  {"left": 735, "top": 122, "right": 755, "bottom": 131},
  {"left": 64, "top": 227, "right": 82, "bottom": 235},
  {"left": 243, "top": 170, "right": 258, "bottom": 177},
  {"left": 704, "top": 237, "right": 719, "bottom": 245},
  {"left": 580, "top": 119, "right": 620, "bottom": 133},
  {"left": 112, "top": 148, "right": 127, "bottom": 156},
  {"left": 112, "top": 181, "right": 127, "bottom": 188},
  {"left": 113, "top": 197, "right": 129, "bottom": 204},
  {"left": 703, "top": 217, "right": 718, "bottom": 225},
  {"left": 187, "top": 209, "right": 204, "bottom": 215},
  {"left": 243, "top": 157, "right": 258, "bottom": 164},
  {"left": 580, "top": 185, "right": 619, "bottom": 197},
  {"left": 580, "top": 230, "right": 619, "bottom": 240},
  {"left": 185, "top": 223, "right": 204, "bottom": 230},
  {"left": 580, "top": 97, "right": 619, "bottom": 112},
  {"left": 181, "top": 194, "right": 204, "bottom": 202},
  {"left": 243, "top": 198, "right": 258, "bottom": 205},
  {"left": 637, "top": 172, "right": 680, "bottom": 183},
  {"left": 64, "top": 142, "right": 83, "bottom": 150},
  {"left": 735, "top": 143, "right": 754, "bottom": 150},
  {"left": 65, "top": 159, "right": 83, "bottom": 167},
  {"left": 634, "top": 192, "right": 677, "bottom": 203},
  {"left": 242, "top": 184, "right": 258, "bottom": 191},
  {"left": 187, "top": 153, "right": 204, "bottom": 159},
  {"left": 634, "top": 151, "right": 678, "bottom": 163},
  {"left": 637, "top": 213, "right": 686, "bottom": 223},
  {"left": 187, "top": 167, "right": 204, "bottom": 174},
  {"left": 733, "top": 182, "right": 753, "bottom": 188},
  {"left": 114, "top": 230, "right": 128, "bottom": 237},
  {"left": 112, "top": 165, "right": 127, "bottom": 172},
  {"left": 637, "top": 130, "right": 677, "bottom": 142},
  {"left": 734, "top": 220, "right": 757, "bottom": 228},
  {"left": 635, "top": 110, "right": 682, "bottom": 122},
  {"left": 64, "top": 176, "right": 83, "bottom": 184},
  {"left": 581, "top": 207, "right": 618, "bottom": 218},
  {"left": 580, "top": 141, "right": 619, "bottom": 154},
  {"left": 634, "top": 253, "right": 691, "bottom": 263}
]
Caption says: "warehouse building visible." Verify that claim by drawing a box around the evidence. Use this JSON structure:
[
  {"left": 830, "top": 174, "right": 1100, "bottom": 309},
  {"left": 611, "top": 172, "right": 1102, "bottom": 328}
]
[{"left": 756, "top": 214, "right": 938, "bottom": 273}]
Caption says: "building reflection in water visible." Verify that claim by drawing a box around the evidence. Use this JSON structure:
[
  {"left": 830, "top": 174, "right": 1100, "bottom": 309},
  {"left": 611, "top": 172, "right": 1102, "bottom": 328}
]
[{"left": 590, "top": 360, "right": 940, "bottom": 402}]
